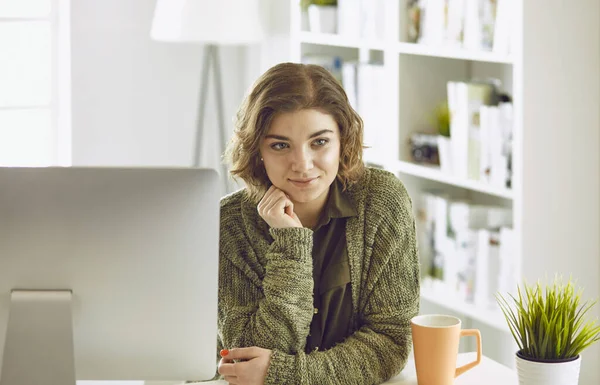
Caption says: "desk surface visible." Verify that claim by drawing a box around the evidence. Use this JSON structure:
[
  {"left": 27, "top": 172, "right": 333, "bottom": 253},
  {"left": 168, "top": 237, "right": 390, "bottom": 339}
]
[
  {"left": 383, "top": 352, "right": 517, "bottom": 385},
  {"left": 202, "top": 352, "right": 517, "bottom": 385}
]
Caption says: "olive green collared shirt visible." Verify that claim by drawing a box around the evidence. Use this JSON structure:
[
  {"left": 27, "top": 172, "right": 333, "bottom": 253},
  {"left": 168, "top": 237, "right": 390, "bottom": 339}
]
[{"left": 305, "top": 179, "right": 358, "bottom": 353}]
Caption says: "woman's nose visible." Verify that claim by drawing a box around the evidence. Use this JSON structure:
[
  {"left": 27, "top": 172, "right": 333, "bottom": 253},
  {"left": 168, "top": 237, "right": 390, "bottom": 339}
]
[{"left": 291, "top": 148, "right": 313, "bottom": 172}]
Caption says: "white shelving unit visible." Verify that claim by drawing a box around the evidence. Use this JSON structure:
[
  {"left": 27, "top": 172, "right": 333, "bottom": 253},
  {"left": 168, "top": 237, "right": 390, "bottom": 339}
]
[
  {"left": 298, "top": 33, "right": 514, "bottom": 64},
  {"left": 261, "top": 0, "right": 519, "bottom": 364},
  {"left": 262, "top": 0, "right": 518, "bottom": 342},
  {"left": 258, "top": 1, "right": 600, "bottom": 382}
]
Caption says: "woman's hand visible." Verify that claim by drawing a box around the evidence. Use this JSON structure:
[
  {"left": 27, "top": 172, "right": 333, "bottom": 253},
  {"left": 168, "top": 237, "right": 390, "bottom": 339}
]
[
  {"left": 257, "top": 186, "right": 302, "bottom": 229},
  {"left": 218, "top": 347, "right": 272, "bottom": 385}
]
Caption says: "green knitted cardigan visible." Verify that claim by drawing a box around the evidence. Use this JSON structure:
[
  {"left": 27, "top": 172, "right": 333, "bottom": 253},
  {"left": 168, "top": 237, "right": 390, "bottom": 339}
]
[{"left": 217, "top": 167, "right": 420, "bottom": 384}]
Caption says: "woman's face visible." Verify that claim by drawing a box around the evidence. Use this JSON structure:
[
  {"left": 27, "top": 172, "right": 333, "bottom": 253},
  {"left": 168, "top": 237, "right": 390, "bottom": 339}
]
[{"left": 259, "top": 108, "right": 341, "bottom": 204}]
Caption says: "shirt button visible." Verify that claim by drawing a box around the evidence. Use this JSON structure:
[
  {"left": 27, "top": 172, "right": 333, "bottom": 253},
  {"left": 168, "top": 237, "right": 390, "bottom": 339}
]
[
  {"left": 314, "top": 308, "right": 319, "bottom": 314},
  {"left": 314, "top": 346, "right": 319, "bottom": 352}
]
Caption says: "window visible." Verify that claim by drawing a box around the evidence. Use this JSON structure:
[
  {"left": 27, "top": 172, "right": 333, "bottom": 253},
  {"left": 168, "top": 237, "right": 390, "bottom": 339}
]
[{"left": 0, "top": 0, "right": 70, "bottom": 166}]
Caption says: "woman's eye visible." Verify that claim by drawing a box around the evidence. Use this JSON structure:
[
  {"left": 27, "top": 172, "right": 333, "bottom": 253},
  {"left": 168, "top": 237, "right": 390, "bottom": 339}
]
[
  {"left": 270, "top": 142, "right": 289, "bottom": 150},
  {"left": 313, "top": 138, "right": 329, "bottom": 146}
]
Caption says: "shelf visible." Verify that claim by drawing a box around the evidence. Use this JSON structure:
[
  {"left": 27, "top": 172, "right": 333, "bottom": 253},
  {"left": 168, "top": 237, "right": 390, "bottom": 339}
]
[
  {"left": 420, "top": 284, "right": 509, "bottom": 332},
  {"left": 397, "top": 42, "right": 513, "bottom": 64},
  {"left": 297, "top": 33, "right": 513, "bottom": 64},
  {"left": 298, "top": 31, "right": 387, "bottom": 51},
  {"left": 365, "top": 157, "right": 514, "bottom": 199},
  {"left": 396, "top": 161, "right": 514, "bottom": 199}
]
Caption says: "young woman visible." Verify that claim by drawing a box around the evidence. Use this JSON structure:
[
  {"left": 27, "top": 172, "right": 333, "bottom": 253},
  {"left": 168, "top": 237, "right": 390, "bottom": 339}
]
[{"left": 216, "top": 62, "right": 420, "bottom": 385}]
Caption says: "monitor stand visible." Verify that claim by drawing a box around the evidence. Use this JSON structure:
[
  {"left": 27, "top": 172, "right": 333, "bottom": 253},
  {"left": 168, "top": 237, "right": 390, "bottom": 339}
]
[{"left": 1, "top": 290, "right": 76, "bottom": 385}]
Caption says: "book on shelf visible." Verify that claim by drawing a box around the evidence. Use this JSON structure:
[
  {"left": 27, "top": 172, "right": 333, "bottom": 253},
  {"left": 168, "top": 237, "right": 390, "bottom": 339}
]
[
  {"left": 437, "top": 136, "right": 453, "bottom": 174},
  {"left": 301, "top": 54, "right": 343, "bottom": 83},
  {"left": 480, "top": 102, "right": 513, "bottom": 188},
  {"left": 418, "top": 0, "right": 446, "bottom": 46},
  {"left": 497, "top": 226, "right": 518, "bottom": 296},
  {"left": 416, "top": 191, "right": 451, "bottom": 281},
  {"left": 447, "top": 81, "right": 494, "bottom": 180},
  {"left": 474, "top": 228, "right": 501, "bottom": 308},
  {"left": 337, "top": 0, "right": 361, "bottom": 39},
  {"left": 414, "top": 0, "right": 511, "bottom": 55},
  {"left": 445, "top": 0, "right": 465, "bottom": 48},
  {"left": 355, "top": 63, "right": 386, "bottom": 156},
  {"left": 492, "top": 0, "right": 514, "bottom": 55},
  {"left": 341, "top": 61, "right": 358, "bottom": 109},
  {"left": 471, "top": 226, "right": 517, "bottom": 307},
  {"left": 416, "top": 192, "right": 435, "bottom": 280},
  {"left": 479, "top": 105, "right": 492, "bottom": 183},
  {"left": 315, "top": 0, "right": 384, "bottom": 40},
  {"left": 463, "top": 0, "right": 495, "bottom": 51},
  {"left": 359, "top": 0, "right": 385, "bottom": 40}
]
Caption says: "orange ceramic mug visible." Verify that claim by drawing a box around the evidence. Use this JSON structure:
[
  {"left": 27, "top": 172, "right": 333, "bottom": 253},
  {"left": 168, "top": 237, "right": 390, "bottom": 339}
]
[{"left": 411, "top": 314, "right": 482, "bottom": 385}]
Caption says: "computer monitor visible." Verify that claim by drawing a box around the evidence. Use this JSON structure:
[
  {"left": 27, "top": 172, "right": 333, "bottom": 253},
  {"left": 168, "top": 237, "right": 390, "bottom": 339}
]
[{"left": 0, "top": 167, "right": 221, "bottom": 384}]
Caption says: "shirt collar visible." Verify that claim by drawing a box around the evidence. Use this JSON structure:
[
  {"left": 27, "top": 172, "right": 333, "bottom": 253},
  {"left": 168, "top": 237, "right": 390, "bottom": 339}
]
[{"left": 314, "top": 178, "right": 358, "bottom": 229}]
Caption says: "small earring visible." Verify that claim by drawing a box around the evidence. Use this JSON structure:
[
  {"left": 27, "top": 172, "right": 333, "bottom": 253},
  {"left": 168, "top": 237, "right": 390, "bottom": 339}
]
[{"left": 260, "top": 157, "right": 264, "bottom": 161}]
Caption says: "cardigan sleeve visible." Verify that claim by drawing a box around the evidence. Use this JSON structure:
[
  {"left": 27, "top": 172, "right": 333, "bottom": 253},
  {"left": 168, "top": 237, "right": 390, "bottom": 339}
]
[
  {"left": 218, "top": 227, "right": 315, "bottom": 355},
  {"left": 264, "top": 189, "right": 420, "bottom": 385}
]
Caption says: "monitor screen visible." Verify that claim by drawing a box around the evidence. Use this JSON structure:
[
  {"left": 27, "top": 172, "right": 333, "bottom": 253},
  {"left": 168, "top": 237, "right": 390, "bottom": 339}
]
[{"left": 0, "top": 167, "right": 221, "bottom": 383}]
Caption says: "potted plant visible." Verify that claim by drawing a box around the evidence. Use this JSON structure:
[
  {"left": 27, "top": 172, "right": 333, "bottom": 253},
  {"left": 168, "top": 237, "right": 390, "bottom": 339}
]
[
  {"left": 301, "top": 0, "right": 338, "bottom": 34},
  {"left": 496, "top": 276, "right": 600, "bottom": 385}
]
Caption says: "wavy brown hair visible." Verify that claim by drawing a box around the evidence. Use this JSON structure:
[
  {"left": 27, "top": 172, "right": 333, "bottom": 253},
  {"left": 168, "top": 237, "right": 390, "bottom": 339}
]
[{"left": 225, "top": 62, "right": 365, "bottom": 202}]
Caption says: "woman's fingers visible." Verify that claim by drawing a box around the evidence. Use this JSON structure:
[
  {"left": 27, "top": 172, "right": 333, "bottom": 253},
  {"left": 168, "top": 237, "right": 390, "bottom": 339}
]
[
  {"left": 257, "top": 186, "right": 277, "bottom": 215},
  {"left": 284, "top": 199, "right": 294, "bottom": 217},
  {"left": 264, "top": 191, "right": 290, "bottom": 217},
  {"left": 257, "top": 186, "right": 302, "bottom": 228},
  {"left": 218, "top": 362, "right": 236, "bottom": 376}
]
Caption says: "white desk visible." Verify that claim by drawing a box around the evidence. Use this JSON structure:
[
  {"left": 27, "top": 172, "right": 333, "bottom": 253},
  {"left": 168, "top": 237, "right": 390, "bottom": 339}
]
[
  {"left": 201, "top": 352, "right": 517, "bottom": 385},
  {"left": 383, "top": 352, "right": 517, "bottom": 385}
]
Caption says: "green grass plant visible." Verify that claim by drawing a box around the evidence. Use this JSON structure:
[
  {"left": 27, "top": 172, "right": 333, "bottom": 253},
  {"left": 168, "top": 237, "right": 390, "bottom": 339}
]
[{"left": 496, "top": 276, "right": 600, "bottom": 360}]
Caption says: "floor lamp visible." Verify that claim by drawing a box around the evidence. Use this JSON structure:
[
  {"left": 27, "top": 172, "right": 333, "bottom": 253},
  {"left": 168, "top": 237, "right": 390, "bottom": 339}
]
[{"left": 150, "top": 0, "right": 264, "bottom": 193}]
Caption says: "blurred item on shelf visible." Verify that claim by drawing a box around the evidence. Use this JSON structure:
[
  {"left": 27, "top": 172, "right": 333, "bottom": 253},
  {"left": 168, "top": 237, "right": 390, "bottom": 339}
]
[
  {"left": 337, "top": 0, "right": 360, "bottom": 38},
  {"left": 304, "top": 0, "right": 338, "bottom": 34},
  {"left": 446, "top": 79, "right": 513, "bottom": 189},
  {"left": 412, "top": 0, "right": 514, "bottom": 55},
  {"left": 406, "top": 0, "right": 421, "bottom": 43},
  {"left": 431, "top": 101, "right": 451, "bottom": 137},
  {"left": 359, "top": 0, "right": 385, "bottom": 40},
  {"left": 302, "top": 0, "right": 385, "bottom": 40},
  {"left": 416, "top": 192, "right": 516, "bottom": 309},
  {"left": 410, "top": 133, "right": 440, "bottom": 165},
  {"left": 301, "top": 54, "right": 343, "bottom": 83}
]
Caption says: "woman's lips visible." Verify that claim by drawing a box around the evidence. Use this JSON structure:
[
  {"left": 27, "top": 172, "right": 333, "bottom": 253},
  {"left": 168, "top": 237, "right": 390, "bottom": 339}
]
[{"left": 289, "top": 177, "right": 319, "bottom": 187}]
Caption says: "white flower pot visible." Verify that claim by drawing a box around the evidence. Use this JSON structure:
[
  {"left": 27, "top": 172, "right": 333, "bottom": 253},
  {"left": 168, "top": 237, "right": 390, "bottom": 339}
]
[
  {"left": 307, "top": 5, "right": 337, "bottom": 34},
  {"left": 516, "top": 352, "right": 581, "bottom": 385}
]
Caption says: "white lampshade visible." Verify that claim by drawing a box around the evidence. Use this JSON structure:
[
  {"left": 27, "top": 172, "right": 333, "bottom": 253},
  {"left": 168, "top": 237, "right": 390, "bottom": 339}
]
[{"left": 151, "top": 0, "right": 265, "bottom": 45}]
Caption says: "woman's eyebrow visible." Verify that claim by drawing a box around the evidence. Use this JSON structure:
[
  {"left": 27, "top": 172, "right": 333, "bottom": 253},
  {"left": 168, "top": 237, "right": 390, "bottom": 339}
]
[{"left": 264, "top": 129, "right": 334, "bottom": 141}]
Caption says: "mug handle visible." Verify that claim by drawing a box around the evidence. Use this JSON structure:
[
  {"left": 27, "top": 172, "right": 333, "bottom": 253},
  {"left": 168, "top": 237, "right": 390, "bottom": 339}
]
[{"left": 455, "top": 329, "right": 482, "bottom": 378}]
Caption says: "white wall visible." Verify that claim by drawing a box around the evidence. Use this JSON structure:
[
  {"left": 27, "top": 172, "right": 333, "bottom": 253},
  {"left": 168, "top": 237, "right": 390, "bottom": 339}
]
[
  {"left": 521, "top": 1, "right": 600, "bottom": 384},
  {"left": 70, "top": 0, "right": 249, "bottom": 169},
  {"left": 68, "top": 2, "right": 254, "bottom": 384}
]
